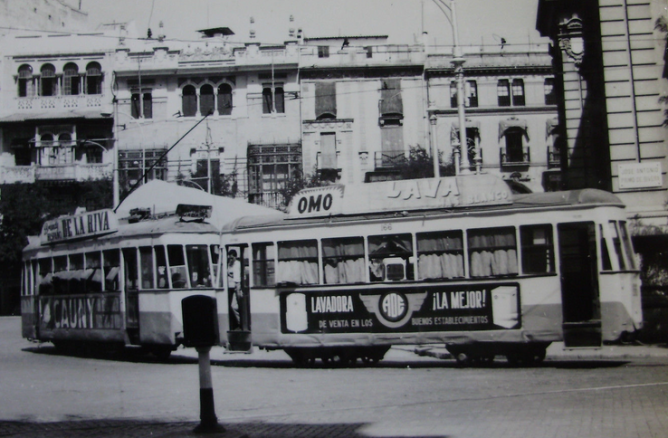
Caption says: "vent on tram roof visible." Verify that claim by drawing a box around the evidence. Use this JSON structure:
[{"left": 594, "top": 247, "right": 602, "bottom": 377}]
[{"left": 128, "top": 207, "right": 152, "bottom": 223}]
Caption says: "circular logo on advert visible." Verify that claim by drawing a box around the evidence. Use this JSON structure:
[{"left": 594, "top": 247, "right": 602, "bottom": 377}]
[{"left": 379, "top": 292, "right": 408, "bottom": 322}]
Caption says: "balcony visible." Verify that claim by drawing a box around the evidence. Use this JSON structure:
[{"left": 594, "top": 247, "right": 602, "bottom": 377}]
[
  {"left": 547, "top": 146, "right": 561, "bottom": 169},
  {"left": 374, "top": 150, "right": 408, "bottom": 170},
  {"left": 500, "top": 147, "right": 531, "bottom": 167},
  {"left": 0, "top": 163, "right": 111, "bottom": 184},
  {"left": 13, "top": 94, "right": 104, "bottom": 116}
]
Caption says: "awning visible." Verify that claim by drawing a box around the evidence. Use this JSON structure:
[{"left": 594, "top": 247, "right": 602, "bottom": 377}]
[
  {"left": 0, "top": 108, "right": 109, "bottom": 123},
  {"left": 498, "top": 118, "right": 529, "bottom": 141},
  {"left": 545, "top": 117, "right": 559, "bottom": 139},
  {"left": 450, "top": 119, "right": 481, "bottom": 130}
]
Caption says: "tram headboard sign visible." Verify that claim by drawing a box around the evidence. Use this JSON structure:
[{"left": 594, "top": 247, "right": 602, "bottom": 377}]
[
  {"left": 287, "top": 175, "right": 512, "bottom": 219},
  {"left": 40, "top": 208, "right": 119, "bottom": 245}
]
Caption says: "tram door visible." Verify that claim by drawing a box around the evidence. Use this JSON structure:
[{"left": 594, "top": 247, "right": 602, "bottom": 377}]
[
  {"left": 225, "top": 244, "right": 251, "bottom": 351},
  {"left": 557, "top": 222, "right": 602, "bottom": 347},
  {"left": 122, "top": 248, "right": 140, "bottom": 342}
]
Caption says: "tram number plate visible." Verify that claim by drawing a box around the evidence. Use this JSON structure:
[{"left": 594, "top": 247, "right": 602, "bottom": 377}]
[{"left": 380, "top": 223, "right": 393, "bottom": 232}]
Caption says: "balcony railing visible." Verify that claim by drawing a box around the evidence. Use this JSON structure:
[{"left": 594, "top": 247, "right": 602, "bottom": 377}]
[
  {"left": 500, "top": 147, "right": 531, "bottom": 167},
  {"left": 14, "top": 94, "right": 103, "bottom": 112},
  {"left": 0, "top": 163, "right": 112, "bottom": 183},
  {"left": 316, "top": 151, "right": 340, "bottom": 170},
  {"left": 374, "top": 150, "right": 408, "bottom": 170},
  {"left": 547, "top": 146, "right": 561, "bottom": 169}
]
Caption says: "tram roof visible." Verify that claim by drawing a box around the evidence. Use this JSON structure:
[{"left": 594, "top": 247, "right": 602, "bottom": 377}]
[{"left": 222, "top": 187, "right": 625, "bottom": 233}]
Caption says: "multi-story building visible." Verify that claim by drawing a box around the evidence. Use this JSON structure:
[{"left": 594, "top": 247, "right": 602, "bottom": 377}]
[
  {"left": 426, "top": 44, "right": 559, "bottom": 192},
  {"left": 0, "top": 31, "right": 115, "bottom": 207}
]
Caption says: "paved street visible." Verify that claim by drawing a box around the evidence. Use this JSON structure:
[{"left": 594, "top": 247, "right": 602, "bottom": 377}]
[{"left": 1, "top": 316, "right": 668, "bottom": 437}]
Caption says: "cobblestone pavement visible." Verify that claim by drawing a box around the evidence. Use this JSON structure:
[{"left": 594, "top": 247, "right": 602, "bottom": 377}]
[{"left": 0, "top": 420, "right": 402, "bottom": 438}]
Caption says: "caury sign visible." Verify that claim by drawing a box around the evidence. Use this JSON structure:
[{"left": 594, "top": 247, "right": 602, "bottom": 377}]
[
  {"left": 40, "top": 209, "right": 118, "bottom": 245},
  {"left": 39, "top": 294, "right": 122, "bottom": 331},
  {"left": 287, "top": 175, "right": 512, "bottom": 219}
]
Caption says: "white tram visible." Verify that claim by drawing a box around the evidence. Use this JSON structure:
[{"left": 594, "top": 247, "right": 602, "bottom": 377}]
[
  {"left": 219, "top": 174, "right": 643, "bottom": 366},
  {"left": 20, "top": 205, "right": 222, "bottom": 359}
]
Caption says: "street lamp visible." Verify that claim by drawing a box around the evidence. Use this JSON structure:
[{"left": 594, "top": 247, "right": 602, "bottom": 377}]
[{"left": 432, "top": 0, "right": 471, "bottom": 175}]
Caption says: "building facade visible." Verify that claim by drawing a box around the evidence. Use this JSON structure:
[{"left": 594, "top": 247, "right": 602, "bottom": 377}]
[{"left": 537, "top": 0, "right": 668, "bottom": 225}]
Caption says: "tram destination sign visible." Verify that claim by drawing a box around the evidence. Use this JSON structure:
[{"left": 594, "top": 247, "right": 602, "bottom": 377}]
[
  {"left": 287, "top": 175, "right": 513, "bottom": 219},
  {"left": 40, "top": 208, "right": 119, "bottom": 245},
  {"left": 280, "top": 284, "right": 520, "bottom": 334}
]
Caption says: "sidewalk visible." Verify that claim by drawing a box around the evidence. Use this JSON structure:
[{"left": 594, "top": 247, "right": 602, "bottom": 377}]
[{"left": 406, "top": 341, "right": 668, "bottom": 361}]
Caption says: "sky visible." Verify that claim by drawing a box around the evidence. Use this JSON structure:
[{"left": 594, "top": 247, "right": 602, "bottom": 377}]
[{"left": 78, "top": 0, "right": 549, "bottom": 49}]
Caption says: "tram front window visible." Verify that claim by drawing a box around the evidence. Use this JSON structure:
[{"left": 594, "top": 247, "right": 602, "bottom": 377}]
[
  {"left": 186, "top": 245, "right": 212, "bottom": 287},
  {"left": 168, "top": 245, "right": 188, "bottom": 288}
]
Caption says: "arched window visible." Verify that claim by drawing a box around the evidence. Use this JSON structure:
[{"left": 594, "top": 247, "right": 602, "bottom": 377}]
[
  {"left": 86, "top": 62, "right": 102, "bottom": 95},
  {"left": 40, "top": 64, "right": 57, "bottom": 96},
  {"left": 182, "top": 85, "right": 197, "bottom": 117},
  {"left": 18, "top": 64, "right": 33, "bottom": 97},
  {"left": 63, "top": 63, "right": 80, "bottom": 95},
  {"left": 217, "top": 83, "right": 232, "bottom": 116},
  {"left": 40, "top": 133, "right": 55, "bottom": 165},
  {"left": 200, "top": 84, "right": 214, "bottom": 116}
]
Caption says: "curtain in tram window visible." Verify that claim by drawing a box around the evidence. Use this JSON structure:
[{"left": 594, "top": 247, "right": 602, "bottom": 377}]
[
  {"left": 468, "top": 229, "right": 518, "bottom": 277},
  {"left": 417, "top": 234, "right": 464, "bottom": 279},
  {"left": 277, "top": 241, "right": 319, "bottom": 284},
  {"left": 322, "top": 238, "right": 365, "bottom": 284}
]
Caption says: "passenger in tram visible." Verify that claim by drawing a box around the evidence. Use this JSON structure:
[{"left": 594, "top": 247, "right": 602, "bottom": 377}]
[
  {"left": 171, "top": 272, "right": 186, "bottom": 288},
  {"left": 369, "top": 258, "right": 385, "bottom": 282},
  {"left": 227, "top": 250, "right": 242, "bottom": 329}
]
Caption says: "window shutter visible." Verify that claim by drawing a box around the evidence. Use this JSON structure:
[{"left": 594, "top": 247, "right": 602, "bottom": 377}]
[
  {"left": 315, "top": 82, "right": 336, "bottom": 119},
  {"left": 380, "top": 79, "right": 403, "bottom": 116}
]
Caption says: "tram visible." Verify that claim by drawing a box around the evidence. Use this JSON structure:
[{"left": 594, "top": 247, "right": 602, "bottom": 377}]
[
  {"left": 20, "top": 204, "right": 223, "bottom": 359},
  {"left": 219, "top": 174, "right": 643, "bottom": 366}
]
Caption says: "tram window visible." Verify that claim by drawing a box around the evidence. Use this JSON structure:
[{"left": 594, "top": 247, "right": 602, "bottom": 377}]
[
  {"left": 122, "top": 248, "right": 139, "bottom": 290},
  {"left": 277, "top": 240, "right": 319, "bottom": 285},
  {"left": 38, "top": 258, "right": 53, "bottom": 295},
  {"left": 210, "top": 245, "right": 220, "bottom": 285},
  {"left": 103, "top": 249, "right": 120, "bottom": 291},
  {"left": 85, "top": 252, "right": 103, "bottom": 292},
  {"left": 417, "top": 231, "right": 464, "bottom": 280},
  {"left": 368, "top": 234, "right": 414, "bottom": 281},
  {"left": 53, "top": 256, "right": 68, "bottom": 294},
  {"left": 619, "top": 221, "right": 637, "bottom": 269},
  {"left": 139, "top": 247, "right": 155, "bottom": 289},
  {"left": 252, "top": 243, "right": 275, "bottom": 287},
  {"left": 155, "top": 246, "right": 168, "bottom": 289},
  {"left": 520, "top": 225, "right": 554, "bottom": 274},
  {"left": 168, "top": 245, "right": 188, "bottom": 288},
  {"left": 68, "top": 253, "right": 85, "bottom": 294},
  {"left": 600, "top": 224, "right": 614, "bottom": 271},
  {"left": 186, "top": 245, "right": 212, "bottom": 287},
  {"left": 322, "top": 237, "right": 365, "bottom": 284},
  {"left": 601, "top": 222, "right": 629, "bottom": 271},
  {"left": 467, "top": 227, "right": 518, "bottom": 277}
]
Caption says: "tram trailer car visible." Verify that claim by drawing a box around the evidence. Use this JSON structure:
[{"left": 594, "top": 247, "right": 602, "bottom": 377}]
[
  {"left": 21, "top": 206, "right": 223, "bottom": 359},
  {"left": 218, "top": 175, "right": 643, "bottom": 366}
]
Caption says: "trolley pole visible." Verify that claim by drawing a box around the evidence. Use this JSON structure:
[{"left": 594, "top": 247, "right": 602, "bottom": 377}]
[{"left": 194, "top": 346, "right": 225, "bottom": 434}]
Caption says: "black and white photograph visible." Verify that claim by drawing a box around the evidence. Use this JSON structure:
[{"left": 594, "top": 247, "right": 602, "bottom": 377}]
[{"left": 0, "top": 0, "right": 667, "bottom": 436}]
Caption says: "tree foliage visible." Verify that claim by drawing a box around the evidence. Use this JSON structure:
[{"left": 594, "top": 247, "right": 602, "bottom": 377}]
[{"left": 394, "top": 145, "right": 456, "bottom": 179}]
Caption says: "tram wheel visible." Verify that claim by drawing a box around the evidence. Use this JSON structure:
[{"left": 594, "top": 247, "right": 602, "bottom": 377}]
[{"left": 455, "top": 351, "right": 471, "bottom": 366}]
